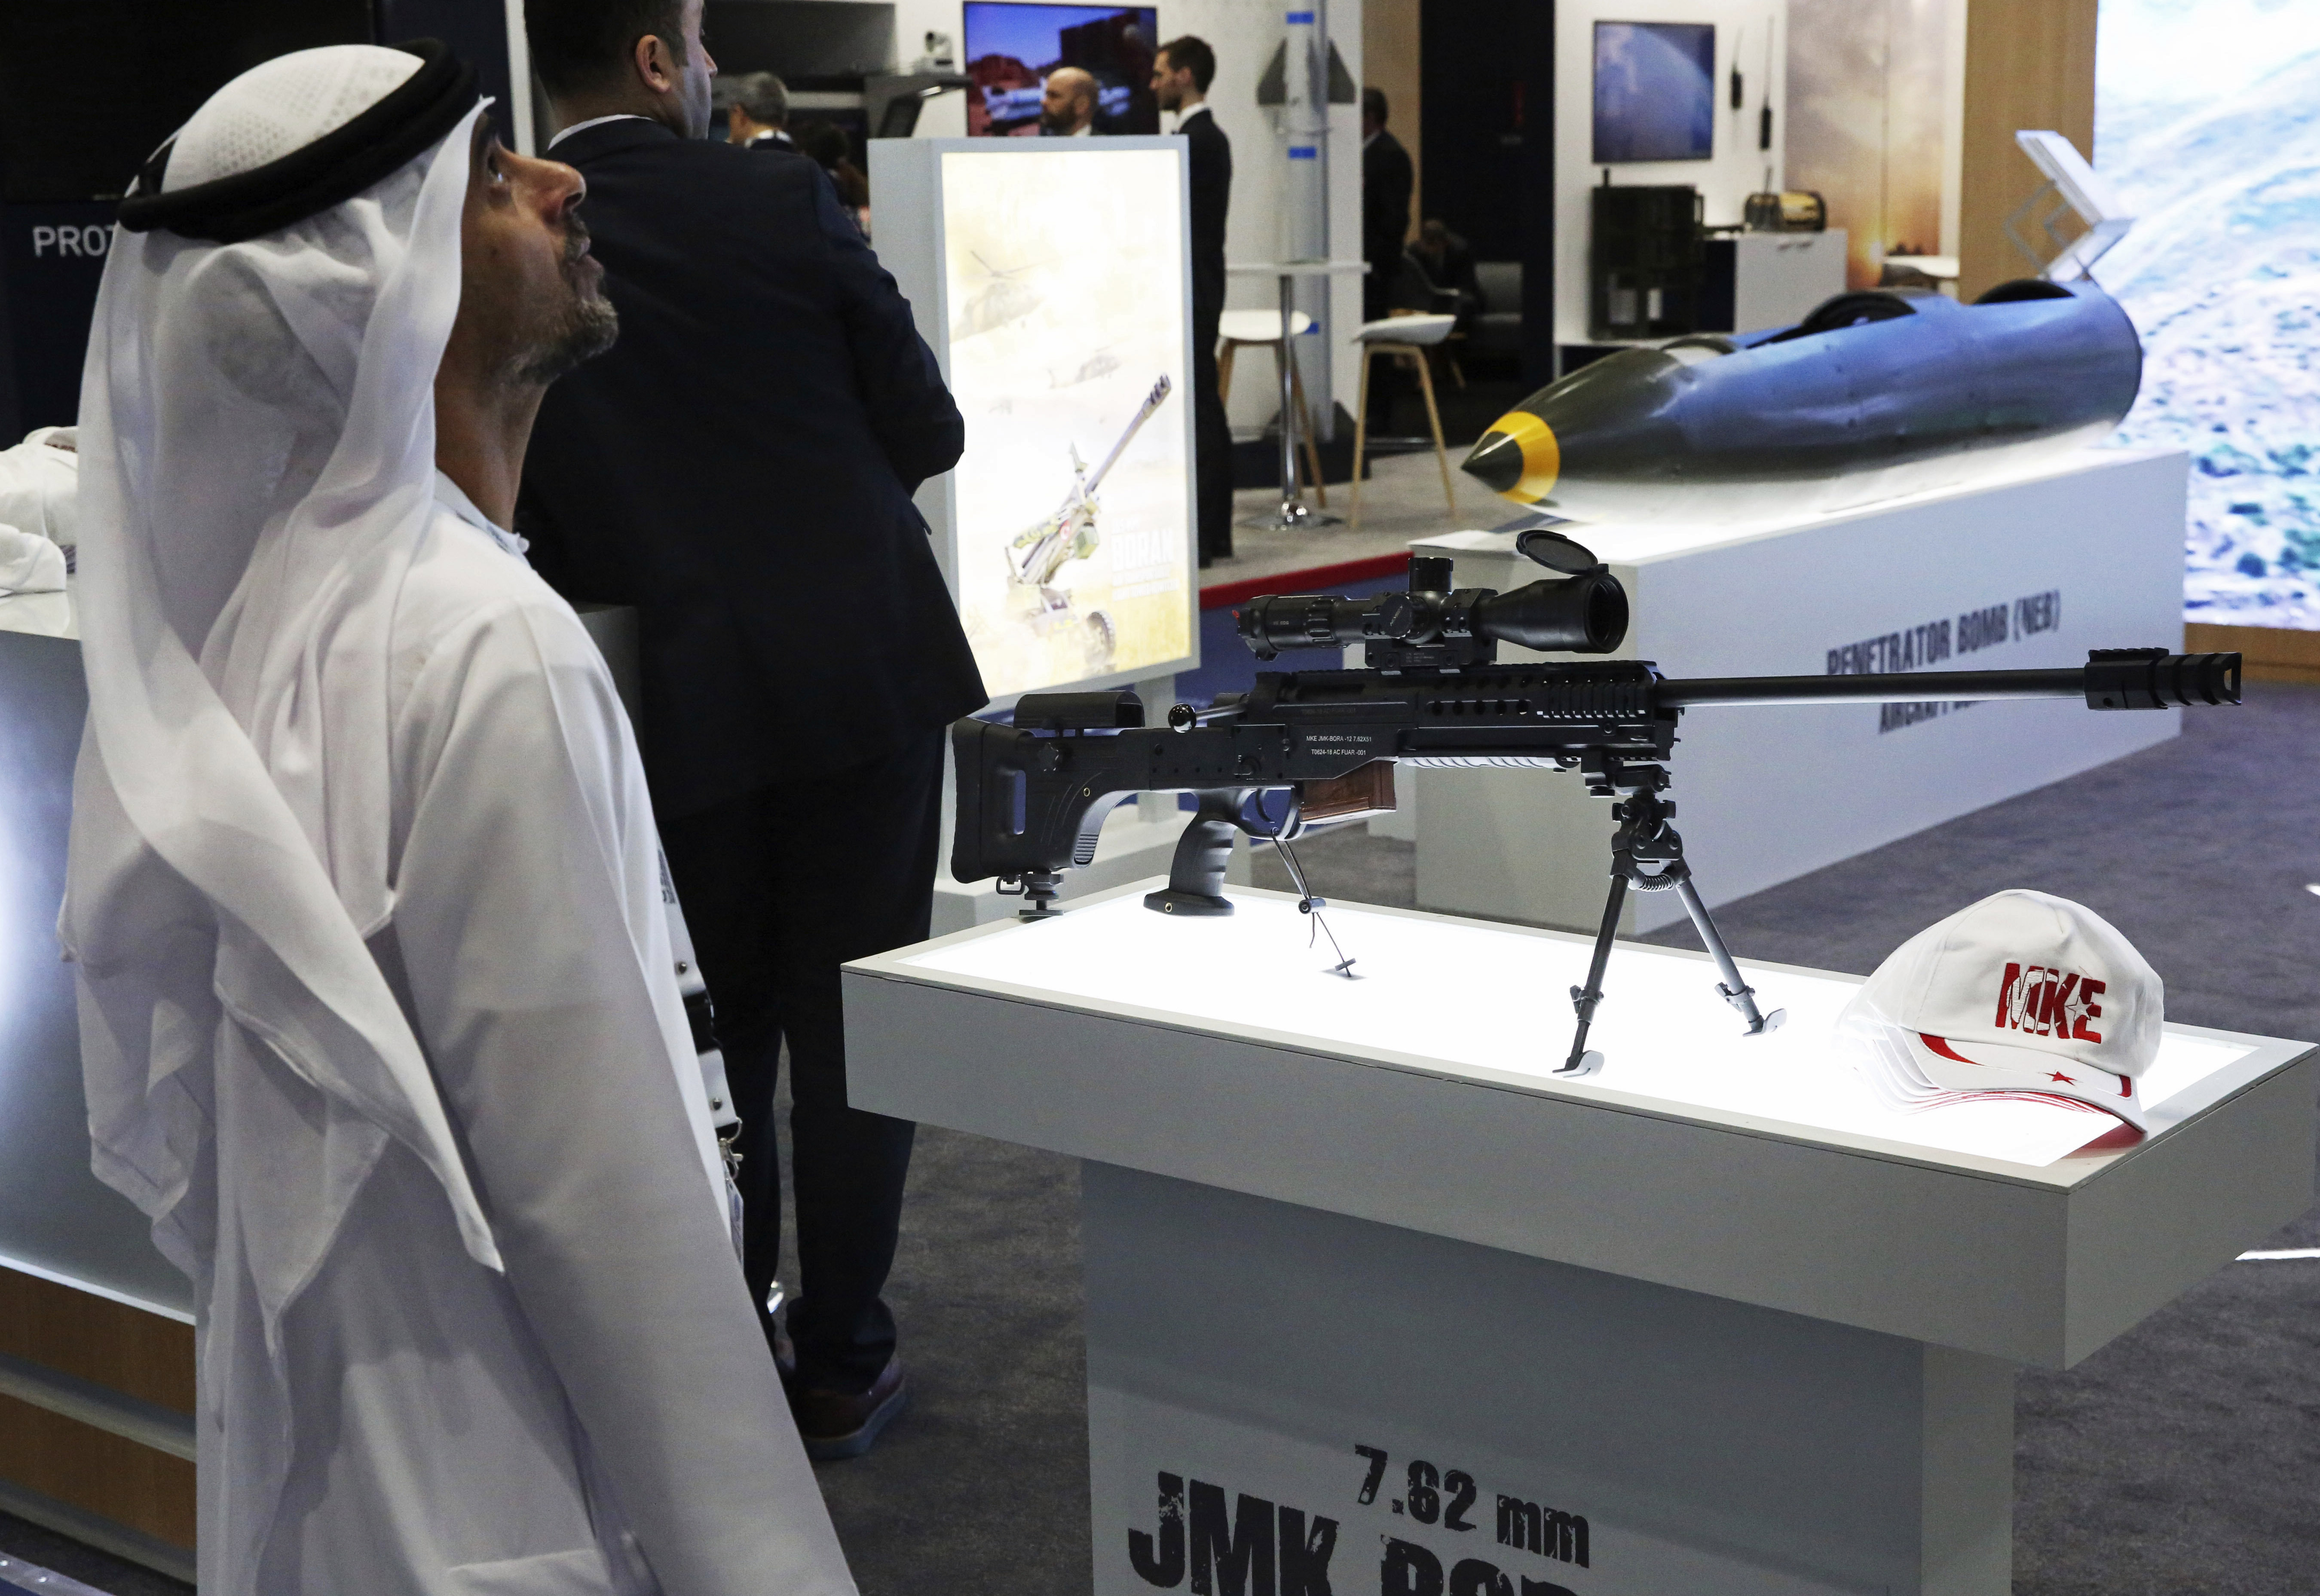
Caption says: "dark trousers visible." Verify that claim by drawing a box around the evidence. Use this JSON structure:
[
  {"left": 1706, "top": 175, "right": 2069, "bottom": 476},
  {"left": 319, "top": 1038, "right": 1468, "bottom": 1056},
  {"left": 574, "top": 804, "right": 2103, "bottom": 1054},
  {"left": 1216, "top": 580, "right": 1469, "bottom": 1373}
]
[
  {"left": 1192, "top": 301, "right": 1233, "bottom": 564},
  {"left": 659, "top": 731, "right": 945, "bottom": 1393}
]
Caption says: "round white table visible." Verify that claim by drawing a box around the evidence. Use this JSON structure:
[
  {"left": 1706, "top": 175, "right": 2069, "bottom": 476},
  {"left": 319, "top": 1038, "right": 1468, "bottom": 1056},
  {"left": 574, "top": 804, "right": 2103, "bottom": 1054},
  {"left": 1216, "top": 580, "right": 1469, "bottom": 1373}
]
[{"left": 1227, "top": 259, "right": 1368, "bottom": 532}]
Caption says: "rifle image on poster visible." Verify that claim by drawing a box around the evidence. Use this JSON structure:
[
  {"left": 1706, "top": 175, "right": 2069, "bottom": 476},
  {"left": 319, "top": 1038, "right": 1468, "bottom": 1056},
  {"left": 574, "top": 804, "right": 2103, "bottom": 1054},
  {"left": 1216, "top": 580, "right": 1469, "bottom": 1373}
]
[
  {"left": 949, "top": 532, "right": 2242, "bottom": 1076},
  {"left": 1002, "top": 374, "right": 1173, "bottom": 677}
]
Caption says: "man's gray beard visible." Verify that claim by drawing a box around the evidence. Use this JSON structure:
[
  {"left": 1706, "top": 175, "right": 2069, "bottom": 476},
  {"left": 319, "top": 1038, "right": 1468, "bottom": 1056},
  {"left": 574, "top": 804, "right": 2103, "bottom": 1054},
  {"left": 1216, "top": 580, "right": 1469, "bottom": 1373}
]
[{"left": 515, "top": 293, "right": 618, "bottom": 386}]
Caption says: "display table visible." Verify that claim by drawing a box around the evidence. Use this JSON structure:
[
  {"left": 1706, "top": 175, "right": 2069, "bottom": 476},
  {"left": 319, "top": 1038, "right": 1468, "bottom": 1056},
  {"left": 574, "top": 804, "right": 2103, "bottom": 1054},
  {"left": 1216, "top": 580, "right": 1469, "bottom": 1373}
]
[
  {"left": 844, "top": 882, "right": 2316, "bottom": 1596},
  {"left": 1227, "top": 260, "right": 1369, "bottom": 532},
  {"left": 1406, "top": 446, "right": 2191, "bottom": 933}
]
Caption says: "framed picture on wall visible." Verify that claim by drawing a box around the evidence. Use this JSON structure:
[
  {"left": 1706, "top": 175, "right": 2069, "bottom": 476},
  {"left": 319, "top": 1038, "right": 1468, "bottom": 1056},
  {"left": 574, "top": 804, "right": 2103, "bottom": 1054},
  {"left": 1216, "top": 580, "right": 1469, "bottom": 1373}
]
[{"left": 1592, "top": 20, "right": 1716, "bottom": 162}]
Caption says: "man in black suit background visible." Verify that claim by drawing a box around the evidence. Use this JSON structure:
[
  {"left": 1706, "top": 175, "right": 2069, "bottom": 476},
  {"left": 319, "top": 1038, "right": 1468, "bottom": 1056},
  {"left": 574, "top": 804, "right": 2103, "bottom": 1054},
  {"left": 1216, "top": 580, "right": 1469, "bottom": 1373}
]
[
  {"left": 1153, "top": 36, "right": 1233, "bottom": 564},
  {"left": 1362, "top": 86, "right": 1414, "bottom": 324},
  {"left": 1038, "top": 66, "right": 1103, "bottom": 136},
  {"left": 520, "top": 0, "right": 987, "bottom": 1461},
  {"left": 719, "top": 70, "right": 795, "bottom": 152}
]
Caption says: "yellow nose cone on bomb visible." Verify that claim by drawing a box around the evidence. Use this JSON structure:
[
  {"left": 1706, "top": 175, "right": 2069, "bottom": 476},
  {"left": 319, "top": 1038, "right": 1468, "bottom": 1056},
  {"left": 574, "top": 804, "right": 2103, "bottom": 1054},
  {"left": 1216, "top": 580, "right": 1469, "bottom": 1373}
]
[{"left": 1461, "top": 410, "right": 1561, "bottom": 504}]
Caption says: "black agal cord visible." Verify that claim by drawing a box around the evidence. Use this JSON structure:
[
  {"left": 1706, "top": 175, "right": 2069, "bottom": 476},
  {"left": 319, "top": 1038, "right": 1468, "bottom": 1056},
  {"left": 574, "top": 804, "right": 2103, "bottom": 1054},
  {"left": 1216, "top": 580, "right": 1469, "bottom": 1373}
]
[{"left": 118, "top": 40, "right": 476, "bottom": 245}]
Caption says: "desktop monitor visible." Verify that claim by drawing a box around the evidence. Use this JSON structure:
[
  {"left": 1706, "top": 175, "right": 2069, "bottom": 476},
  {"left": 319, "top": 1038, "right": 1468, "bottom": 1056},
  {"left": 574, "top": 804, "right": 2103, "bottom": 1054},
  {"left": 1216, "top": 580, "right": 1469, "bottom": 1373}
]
[
  {"left": 964, "top": 3, "right": 1160, "bottom": 136},
  {"left": 1592, "top": 21, "right": 1716, "bottom": 163}
]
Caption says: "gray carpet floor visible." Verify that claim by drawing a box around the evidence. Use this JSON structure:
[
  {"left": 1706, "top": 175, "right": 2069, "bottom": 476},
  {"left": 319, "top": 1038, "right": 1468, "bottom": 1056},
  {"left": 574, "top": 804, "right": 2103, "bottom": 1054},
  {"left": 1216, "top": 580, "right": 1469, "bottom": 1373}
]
[{"left": 10, "top": 682, "right": 2317, "bottom": 1593}]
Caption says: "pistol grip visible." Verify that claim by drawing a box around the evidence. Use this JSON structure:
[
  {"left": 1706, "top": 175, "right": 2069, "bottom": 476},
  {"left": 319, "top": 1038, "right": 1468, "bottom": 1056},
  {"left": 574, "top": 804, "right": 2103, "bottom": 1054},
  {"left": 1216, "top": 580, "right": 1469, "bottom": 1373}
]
[{"left": 1143, "top": 789, "right": 1250, "bottom": 916}]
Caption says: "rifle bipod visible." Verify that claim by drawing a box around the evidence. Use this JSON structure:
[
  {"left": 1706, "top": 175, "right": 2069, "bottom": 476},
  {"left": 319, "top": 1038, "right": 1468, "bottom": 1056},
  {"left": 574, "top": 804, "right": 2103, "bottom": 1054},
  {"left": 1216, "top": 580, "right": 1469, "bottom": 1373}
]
[{"left": 1558, "top": 761, "right": 1784, "bottom": 1076}]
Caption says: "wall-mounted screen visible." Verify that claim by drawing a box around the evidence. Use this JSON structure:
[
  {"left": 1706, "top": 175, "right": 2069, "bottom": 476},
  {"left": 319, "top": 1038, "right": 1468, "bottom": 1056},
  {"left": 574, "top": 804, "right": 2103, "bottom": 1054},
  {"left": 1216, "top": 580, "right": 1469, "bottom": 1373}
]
[
  {"left": 2096, "top": 0, "right": 2320, "bottom": 629},
  {"left": 1592, "top": 21, "right": 1716, "bottom": 163},
  {"left": 964, "top": 3, "right": 1160, "bottom": 136},
  {"left": 939, "top": 146, "right": 1191, "bottom": 695}
]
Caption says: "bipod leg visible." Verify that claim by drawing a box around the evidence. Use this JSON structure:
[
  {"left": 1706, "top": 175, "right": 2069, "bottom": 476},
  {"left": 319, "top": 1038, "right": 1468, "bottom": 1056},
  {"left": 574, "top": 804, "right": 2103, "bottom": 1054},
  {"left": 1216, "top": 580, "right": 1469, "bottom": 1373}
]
[
  {"left": 1559, "top": 872, "right": 1627, "bottom": 1076},
  {"left": 1670, "top": 876, "right": 1786, "bottom": 1038}
]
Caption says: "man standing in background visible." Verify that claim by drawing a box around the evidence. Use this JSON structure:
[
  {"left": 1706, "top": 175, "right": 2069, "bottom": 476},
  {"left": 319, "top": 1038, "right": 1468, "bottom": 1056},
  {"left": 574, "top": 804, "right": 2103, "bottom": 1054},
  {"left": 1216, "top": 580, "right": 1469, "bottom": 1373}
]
[
  {"left": 520, "top": 0, "right": 987, "bottom": 1462},
  {"left": 1362, "top": 86, "right": 1413, "bottom": 323},
  {"left": 1040, "top": 66, "right": 1102, "bottom": 135},
  {"left": 1154, "top": 37, "right": 1232, "bottom": 564},
  {"left": 721, "top": 70, "right": 794, "bottom": 150}
]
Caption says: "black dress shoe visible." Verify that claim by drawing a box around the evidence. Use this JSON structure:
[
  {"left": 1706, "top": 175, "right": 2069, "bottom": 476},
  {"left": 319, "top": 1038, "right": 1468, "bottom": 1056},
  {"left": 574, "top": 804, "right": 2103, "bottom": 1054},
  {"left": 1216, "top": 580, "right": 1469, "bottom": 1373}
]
[{"left": 790, "top": 1355, "right": 908, "bottom": 1461}]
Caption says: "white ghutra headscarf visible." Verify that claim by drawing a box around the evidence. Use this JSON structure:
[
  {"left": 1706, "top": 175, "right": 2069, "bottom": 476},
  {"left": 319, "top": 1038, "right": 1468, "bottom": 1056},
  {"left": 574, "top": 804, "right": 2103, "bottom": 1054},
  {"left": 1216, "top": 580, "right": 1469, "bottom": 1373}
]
[{"left": 63, "top": 44, "right": 499, "bottom": 1324}]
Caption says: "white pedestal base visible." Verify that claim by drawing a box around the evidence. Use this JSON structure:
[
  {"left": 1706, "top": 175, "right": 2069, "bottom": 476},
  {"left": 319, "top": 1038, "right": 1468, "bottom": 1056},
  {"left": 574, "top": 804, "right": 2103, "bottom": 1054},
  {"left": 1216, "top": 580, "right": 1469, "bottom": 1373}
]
[
  {"left": 1411, "top": 449, "right": 2189, "bottom": 934},
  {"left": 1087, "top": 1163, "right": 2014, "bottom": 1596}
]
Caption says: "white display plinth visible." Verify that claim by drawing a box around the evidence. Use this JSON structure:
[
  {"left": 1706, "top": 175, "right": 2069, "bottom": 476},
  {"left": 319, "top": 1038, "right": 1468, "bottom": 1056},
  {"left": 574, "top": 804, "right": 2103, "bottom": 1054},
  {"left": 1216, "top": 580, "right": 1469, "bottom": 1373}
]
[
  {"left": 1408, "top": 447, "right": 2189, "bottom": 933},
  {"left": 844, "top": 883, "right": 2314, "bottom": 1596}
]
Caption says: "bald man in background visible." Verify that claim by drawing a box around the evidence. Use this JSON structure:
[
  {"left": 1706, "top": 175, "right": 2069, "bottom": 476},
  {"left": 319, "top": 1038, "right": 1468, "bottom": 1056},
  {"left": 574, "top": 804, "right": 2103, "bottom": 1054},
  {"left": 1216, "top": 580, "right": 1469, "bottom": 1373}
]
[{"left": 1040, "top": 66, "right": 1102, "bottom": 135}]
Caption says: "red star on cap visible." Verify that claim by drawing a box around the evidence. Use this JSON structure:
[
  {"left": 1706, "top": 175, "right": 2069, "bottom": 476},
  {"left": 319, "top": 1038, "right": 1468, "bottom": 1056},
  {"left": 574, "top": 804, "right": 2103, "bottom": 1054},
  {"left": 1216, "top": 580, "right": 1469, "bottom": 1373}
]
[{"left": 2048, "top": 1071, "right": 2076, "bottom": 1084}]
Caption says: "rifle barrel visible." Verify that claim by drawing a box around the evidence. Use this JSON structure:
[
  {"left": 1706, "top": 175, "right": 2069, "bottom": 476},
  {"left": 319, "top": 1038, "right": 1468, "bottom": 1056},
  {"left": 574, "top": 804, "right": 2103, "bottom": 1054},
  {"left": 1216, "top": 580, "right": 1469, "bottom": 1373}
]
[{"left": 1658, "top": 669, "right": 2089, "bottom": 707}]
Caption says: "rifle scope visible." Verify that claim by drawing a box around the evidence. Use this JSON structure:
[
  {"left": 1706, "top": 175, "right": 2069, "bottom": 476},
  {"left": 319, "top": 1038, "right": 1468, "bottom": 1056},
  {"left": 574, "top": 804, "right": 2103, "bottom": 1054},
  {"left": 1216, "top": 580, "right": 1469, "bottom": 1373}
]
[{"left": 1237, "top": 563, "right": 1629, "bottom": 660}]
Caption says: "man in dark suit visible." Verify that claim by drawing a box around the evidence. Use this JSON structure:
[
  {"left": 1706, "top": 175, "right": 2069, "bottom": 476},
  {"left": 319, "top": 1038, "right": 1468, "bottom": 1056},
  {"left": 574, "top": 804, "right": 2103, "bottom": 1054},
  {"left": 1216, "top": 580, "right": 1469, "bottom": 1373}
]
[
  {"left": 1038, "top": 66, "right": 1103, "bottom": 136},
  {"left": 1153, "top": 36, "right": 1233, "bottom": 564},
  {"left": 1362, "top": 86, "right": 1414, "bottom": 324},
  {"left": 720, "top": 70, "right": 795, "bottom": 153},
  {"left": 520, "top": 0, "right": 987, "bottom": 1462}
]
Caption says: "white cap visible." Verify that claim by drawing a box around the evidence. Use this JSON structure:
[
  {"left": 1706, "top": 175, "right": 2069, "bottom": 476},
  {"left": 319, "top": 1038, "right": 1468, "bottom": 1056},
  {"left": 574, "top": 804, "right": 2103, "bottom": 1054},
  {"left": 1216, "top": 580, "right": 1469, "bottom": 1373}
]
[
  {"left": 1840, "top": 890, "right": 2162, "bottom": 1131},
  {"left": 165, "top": 46, "right": 424, "bottom": 191}
]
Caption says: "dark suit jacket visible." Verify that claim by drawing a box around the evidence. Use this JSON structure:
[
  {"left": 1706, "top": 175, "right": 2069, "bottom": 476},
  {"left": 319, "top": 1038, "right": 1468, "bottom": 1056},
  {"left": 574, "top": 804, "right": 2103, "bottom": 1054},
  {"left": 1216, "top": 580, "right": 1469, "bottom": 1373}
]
[
  {"left": 1180, "top": 106, "right": 1232, "bottom": 332},
  {"left": 521, "top": 119, "right": 986, "bottom": 817},
  {"left": 1362, "top": 128, "right": 1414, "bottom": 281}
]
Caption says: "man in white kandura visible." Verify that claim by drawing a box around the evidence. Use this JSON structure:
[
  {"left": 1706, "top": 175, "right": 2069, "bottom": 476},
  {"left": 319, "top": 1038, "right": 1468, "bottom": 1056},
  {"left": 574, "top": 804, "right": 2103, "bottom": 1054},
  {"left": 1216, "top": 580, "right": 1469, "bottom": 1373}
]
[{"left": 63, "top": 40, "right": 854, "bottom": 1595}]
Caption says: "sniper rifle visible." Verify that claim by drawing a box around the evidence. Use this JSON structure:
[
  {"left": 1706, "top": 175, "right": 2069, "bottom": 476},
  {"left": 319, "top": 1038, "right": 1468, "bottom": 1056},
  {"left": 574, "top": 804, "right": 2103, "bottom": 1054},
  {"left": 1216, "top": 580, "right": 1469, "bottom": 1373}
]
[{"left": 950, "top": 532, "right": 2241, "bottom": 1074}]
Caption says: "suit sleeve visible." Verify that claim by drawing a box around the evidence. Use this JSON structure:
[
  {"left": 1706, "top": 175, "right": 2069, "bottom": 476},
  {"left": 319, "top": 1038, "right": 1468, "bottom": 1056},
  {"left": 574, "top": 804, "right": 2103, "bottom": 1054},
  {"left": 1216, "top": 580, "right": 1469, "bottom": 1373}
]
[
  {"left": 1364, "top": 141, "right": 1414, "bottom": 264},
  {"left": 814, "top": 175, "right": 965, "bottom": 493},
  {"left": 389, "top": 597, "right": 854, "bottom": 1596},
  {"left": 1188, "top": 128, "right": 1227, "bottom": 256}
]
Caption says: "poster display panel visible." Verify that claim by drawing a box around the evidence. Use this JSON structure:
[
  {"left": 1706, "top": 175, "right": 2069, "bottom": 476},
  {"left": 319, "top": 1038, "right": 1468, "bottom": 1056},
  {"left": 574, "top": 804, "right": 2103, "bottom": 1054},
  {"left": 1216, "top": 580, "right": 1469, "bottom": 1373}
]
[{"left": 938, "top": 144, "right": 1194, "bottom": 698}]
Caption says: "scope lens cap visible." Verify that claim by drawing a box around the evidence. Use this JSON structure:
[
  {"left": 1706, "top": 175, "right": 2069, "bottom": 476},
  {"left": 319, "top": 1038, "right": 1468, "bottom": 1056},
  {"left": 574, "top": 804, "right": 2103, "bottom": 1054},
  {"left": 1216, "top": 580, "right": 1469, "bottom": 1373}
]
[{"left": 1516, "top": 529, "right": 1602, "bottom": 575}]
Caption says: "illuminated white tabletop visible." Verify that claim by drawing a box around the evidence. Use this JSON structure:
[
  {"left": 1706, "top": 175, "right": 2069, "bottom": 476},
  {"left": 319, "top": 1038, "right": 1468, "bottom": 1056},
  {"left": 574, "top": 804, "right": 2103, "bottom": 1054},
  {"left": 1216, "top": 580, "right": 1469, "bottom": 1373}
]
[
  {"left": 900, "top": 885, "right": 2264, "bottom": 1170},
  {"left": 846, "top": 881, "right": 2316, "bottom": 1366}
]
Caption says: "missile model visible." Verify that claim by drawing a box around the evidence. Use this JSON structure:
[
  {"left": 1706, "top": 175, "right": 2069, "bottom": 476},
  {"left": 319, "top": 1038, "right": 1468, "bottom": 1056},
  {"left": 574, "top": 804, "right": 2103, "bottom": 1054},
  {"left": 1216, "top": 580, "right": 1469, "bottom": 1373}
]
[{"left": 1462, "top": 278, "right": 2142, "bottom": 523}]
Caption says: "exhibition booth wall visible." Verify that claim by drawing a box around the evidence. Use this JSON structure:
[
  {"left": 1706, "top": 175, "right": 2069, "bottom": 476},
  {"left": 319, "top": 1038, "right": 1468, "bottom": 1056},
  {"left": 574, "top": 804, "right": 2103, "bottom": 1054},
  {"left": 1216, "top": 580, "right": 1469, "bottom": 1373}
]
[
  {"left": 1784, "top": 0, "right": 1966, "bottom": 290},
  {"left": 1549, "top": 0, "right": 1794, "bottom": 348}
]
